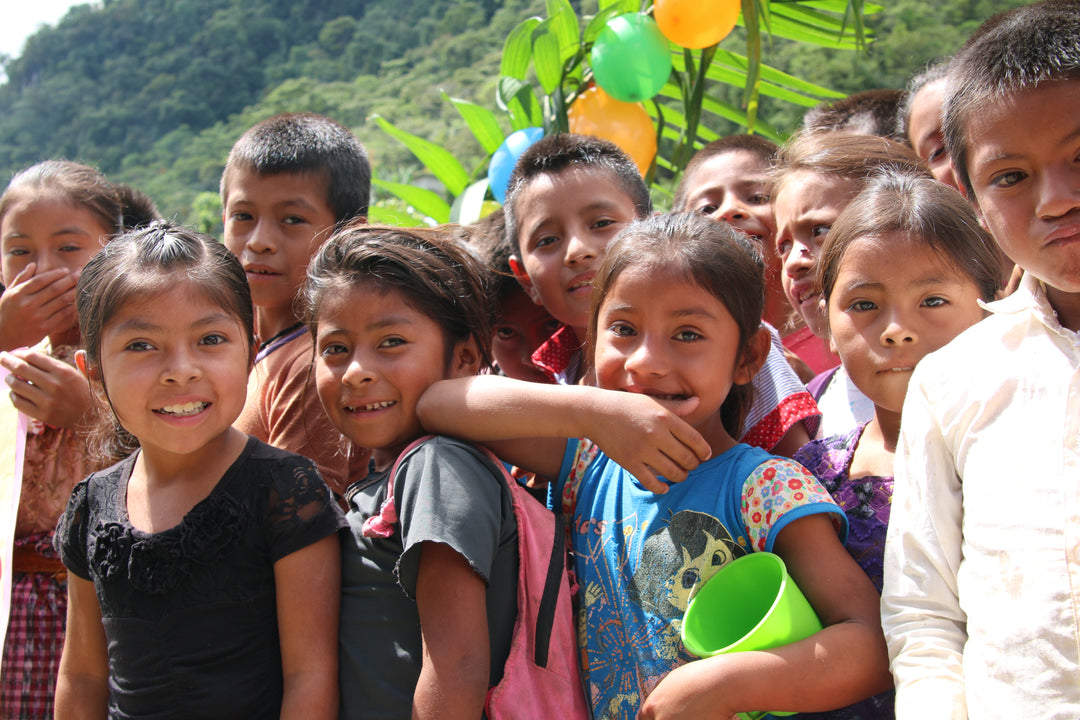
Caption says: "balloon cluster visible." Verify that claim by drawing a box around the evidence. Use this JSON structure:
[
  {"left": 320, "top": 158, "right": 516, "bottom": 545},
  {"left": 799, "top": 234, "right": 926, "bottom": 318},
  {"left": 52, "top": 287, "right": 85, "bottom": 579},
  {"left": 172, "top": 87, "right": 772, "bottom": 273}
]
[{"left": 489, "top": 0, "right": 741, "bottom": 194}]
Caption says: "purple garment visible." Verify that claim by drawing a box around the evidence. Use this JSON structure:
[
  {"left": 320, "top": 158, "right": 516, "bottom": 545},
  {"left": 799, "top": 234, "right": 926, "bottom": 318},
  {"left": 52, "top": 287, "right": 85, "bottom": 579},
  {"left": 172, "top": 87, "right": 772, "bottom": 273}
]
[
  {"left": 794, "top": 424, "right": 893, "bottom": 593},
  {"left": 792, "top": 424, "right": 896, "bottom": 720}
]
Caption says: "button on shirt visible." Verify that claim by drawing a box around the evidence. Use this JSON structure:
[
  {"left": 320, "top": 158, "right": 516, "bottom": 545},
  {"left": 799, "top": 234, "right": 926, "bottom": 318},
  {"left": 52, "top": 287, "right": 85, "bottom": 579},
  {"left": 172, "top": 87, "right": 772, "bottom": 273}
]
[{"left": 882, "top": 273, "right": 1080, "bottom": 720}]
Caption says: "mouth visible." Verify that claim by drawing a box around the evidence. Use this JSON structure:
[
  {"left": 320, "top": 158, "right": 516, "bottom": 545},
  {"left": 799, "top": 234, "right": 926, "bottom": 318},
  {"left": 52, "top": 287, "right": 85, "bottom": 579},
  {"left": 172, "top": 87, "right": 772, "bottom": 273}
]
[
  {"left": 791, "top": 285, "right": 821, "bottom": 306},
  {"left": 878, "top": 366, "right": 915, "bottom": 374},
  {"left": 156, "top": 401, "right": 209, "bottom": 417},
  {"left": 346, "top": 399, "right": 397, "bottom": 413},
  {"left": 567, "top": 272, "right": 595, "bottom": 293},
  {"left": 1044, "top": 225, "right": 1080, "bottom": 247},
  {"left": 245, "top": 266, "right": 281, "bottom": 277}
]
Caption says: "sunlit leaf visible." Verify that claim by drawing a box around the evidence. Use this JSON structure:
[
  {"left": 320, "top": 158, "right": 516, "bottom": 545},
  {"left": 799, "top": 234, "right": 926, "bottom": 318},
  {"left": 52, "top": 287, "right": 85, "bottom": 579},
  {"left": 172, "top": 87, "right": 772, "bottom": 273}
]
[
  {"left": 445, "top": 95, "right": 505, "bottom": 155},
  {"left": 501, "top": 17, "right": 541, "bottom": 79},
  {"left": 583, "top": 4, "right": 625, "bottom": 45},
  {"left": 533, "top": 19, "right": 562, "bottom": 95},
  {"left": 546, "top": 0, "right": 580, "bottom": 65},
  {"left": 371, "top": 178, "right": 451, "bottom": 224},
  {"left": 371, "top": 115, "right": 469, "bottom": 196},
  {"left": 450, "top": 179, "right": 491, "bottom": 224}
]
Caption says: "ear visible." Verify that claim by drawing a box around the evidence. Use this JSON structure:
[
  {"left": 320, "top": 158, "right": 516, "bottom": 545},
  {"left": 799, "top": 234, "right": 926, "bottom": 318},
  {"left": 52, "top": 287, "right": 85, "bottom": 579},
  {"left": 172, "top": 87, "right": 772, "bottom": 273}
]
[
  {"left": 75, "top": 350, "right": 106, "bottom": 399},
  {"left": 733, "top": 326, "right": 771, "bottom": 386},
  {"left": 449, "top": 336, "right": 482, "bottom": 379},
  {"left": 508, "top": 255, "right": 543, "bottom": 306}
]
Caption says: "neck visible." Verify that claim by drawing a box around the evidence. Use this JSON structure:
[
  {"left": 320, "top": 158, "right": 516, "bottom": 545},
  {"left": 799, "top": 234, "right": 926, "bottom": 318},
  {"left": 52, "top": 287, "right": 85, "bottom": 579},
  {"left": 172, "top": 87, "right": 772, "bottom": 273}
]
[
  {"left": 1045, "top": 285, "right": 1080, "bottom": 332},
  {"left": 871, "top": 405, "right": 902, "bottom": 453},
  {"left": 698, "top": 412, "right": 739, "bottom": 460},
  {"left": 849, "top": 412, "right": 898, "bottom": 479},
  {"left": 255, "top": 307, "right": 302, "bottom": 346}
]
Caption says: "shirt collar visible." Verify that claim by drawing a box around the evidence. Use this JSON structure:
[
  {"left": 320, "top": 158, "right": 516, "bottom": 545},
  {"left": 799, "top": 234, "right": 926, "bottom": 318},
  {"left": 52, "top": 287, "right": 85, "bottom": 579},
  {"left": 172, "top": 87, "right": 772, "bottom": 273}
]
[{"left": 531, "top": 324, "right": 583, "bottom": 383}]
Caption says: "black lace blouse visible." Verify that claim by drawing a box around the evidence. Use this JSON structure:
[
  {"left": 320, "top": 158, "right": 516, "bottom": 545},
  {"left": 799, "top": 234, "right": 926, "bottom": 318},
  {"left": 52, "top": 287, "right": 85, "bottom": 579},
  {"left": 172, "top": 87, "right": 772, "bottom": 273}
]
[{"left": 55, "top": 436, "right": 346, "bottom": 719}]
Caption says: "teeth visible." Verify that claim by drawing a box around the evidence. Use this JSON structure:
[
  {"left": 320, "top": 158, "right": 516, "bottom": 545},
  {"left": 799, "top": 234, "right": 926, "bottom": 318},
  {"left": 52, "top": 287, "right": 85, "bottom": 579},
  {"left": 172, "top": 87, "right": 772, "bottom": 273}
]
[
  {"left": 351, "top": 400, "right": 395, "bottom": 412},
  {"left": 158, "top": 401, "right": 207, "bottom": 416}
]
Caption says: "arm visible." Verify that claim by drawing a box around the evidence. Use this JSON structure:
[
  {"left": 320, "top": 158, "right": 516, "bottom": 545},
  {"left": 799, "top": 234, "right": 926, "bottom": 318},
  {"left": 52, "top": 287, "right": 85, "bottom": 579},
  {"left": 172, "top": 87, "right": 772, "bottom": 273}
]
[
  {"left": 55, "top": 575, "right": 109, "bottom": 720},
  {"left": 769, "top": 422, "right": 811, "bottom": 459},
  {"left": 1, "top": 349, "right": 94, "bottom": 428},
  {"left": 641, "top": 514, "right": 891, "bottom": 719},
  {"left": 417, "top": 375, "right": 712, "bottom": 492},
  {"left": 0, "top": 264, "right": 78, "bottom": 351},
  {"left": 881, "top": 382, "right": 967, "bottom": 720},
  {"left": 276, "top": 535, "right": 341, "bottom": 720},
  {"left": 412, "top": 542, "right": 491, "bottom": 720}
]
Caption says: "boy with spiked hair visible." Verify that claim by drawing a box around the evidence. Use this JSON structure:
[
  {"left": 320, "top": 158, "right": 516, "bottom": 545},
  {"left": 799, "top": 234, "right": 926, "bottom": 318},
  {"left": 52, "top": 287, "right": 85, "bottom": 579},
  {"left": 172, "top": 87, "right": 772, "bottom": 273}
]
[{"left": 882, "top": 2, "right": 1080, "bottom": 716}]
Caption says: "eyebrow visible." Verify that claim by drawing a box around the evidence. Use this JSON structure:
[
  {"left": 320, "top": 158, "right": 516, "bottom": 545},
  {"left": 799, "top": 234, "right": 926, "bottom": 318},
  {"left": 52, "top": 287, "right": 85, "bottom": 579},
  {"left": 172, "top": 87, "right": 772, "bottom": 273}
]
[
  {"left": 604, "top": 304, "right": 720, "bottom": 321},
  {"left": 979, "top": 122, "right": 1080, "bottom": 164},
  {"left": 525, "top": 200, "right": 623, "bottom": 238},
  {"left": 319, "top": 315, "right": 417, "bottom": 337},
  {"left": 114, "top": 312, "right": 239, "bottom": 334},
  {"left": 840, "top": 275, "right": 956, "bottom": 293}
]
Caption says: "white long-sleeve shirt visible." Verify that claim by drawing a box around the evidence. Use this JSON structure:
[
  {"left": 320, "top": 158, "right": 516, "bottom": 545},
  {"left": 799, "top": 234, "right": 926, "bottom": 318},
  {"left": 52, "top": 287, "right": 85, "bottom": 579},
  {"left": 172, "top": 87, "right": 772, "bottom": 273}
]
[{"left": 883, "top": 273, "right": 1080, "bottom": 720}]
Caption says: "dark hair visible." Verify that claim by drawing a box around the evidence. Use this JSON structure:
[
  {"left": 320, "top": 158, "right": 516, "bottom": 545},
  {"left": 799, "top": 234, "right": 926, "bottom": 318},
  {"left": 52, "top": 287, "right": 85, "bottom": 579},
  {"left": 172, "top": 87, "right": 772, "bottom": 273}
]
[
  {"left": 0, "top": 160, "right": 160, "bottom": 236},
  {"left": 943, "top": 0, "right": 1080, "bottom": 198},
  {"left": 503, "top": 133, "right": 651, "bottom": 255},
  {"left": 673, "top": 134, "right": 779, "bottom": 211},
  {"left": 802, "top": 89, "right": 907, "bottom": 141},
  {"left": 456, "top": 207, "right": 523, "bottom": 305},
  {"left": 896, "top": 59, "right": 953, "bottom": 141},
  {"left": 588, "top": 212, "right": 763, "bottom": 438},
  {"left": 303, "top": 223, "right": 494, "bottom": 371},
  {"left": 772, "top": 130, "right": 929, "bottom": 199},
  {"left": 819, "top": 171, "right": 1004, "bottom": 308},
  {"left": 76, "top": 221, "right": 255, "bottom": 460},
  {"left": 221, "top": 113, "right": 371, "bottom": 223}
]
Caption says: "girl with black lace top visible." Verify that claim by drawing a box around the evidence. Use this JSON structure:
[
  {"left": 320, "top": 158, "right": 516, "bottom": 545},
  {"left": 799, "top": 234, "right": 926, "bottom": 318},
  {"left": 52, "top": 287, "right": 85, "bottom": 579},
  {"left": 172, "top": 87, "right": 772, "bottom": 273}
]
[{"left": 53, "top": 223, "right": 346, "bottom": 720}]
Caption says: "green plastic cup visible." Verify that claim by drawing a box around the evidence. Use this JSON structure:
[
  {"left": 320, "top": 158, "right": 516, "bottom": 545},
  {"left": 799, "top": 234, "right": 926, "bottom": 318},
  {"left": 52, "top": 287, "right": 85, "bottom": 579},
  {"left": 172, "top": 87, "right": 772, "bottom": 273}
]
[{"left": 681, "top": 552, "right": 823, "bottom": 719}]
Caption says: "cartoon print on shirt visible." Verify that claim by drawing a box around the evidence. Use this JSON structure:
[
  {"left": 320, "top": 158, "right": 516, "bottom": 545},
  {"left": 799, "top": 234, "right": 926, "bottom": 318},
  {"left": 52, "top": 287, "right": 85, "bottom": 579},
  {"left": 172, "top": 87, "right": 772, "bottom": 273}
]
[{"left": 628, "top": 510, "right": 746, "bottom": 620}]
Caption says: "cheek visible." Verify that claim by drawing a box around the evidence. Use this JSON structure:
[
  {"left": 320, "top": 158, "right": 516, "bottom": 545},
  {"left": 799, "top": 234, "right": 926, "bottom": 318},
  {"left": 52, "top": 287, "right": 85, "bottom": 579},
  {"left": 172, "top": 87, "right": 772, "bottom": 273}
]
[{"left": 592, "top": 341, "right": 624, "bottom": 389}]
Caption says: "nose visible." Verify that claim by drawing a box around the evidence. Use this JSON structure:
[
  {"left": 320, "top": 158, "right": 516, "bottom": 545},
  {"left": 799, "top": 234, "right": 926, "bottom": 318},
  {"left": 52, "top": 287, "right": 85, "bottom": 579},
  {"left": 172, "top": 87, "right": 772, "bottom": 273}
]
[
  {"left": 1036, "top": 163, "right": 1080, "bottom": 220},
  {"left": 564, "top": 227, "right": 599, "bottom": 267},
  {"left": 341, "top": 353, "right": 376, "bottom": 387},
  {"left": 717, "top": 196, "right": 747, "bottom": 223},
  {"left": 880, "top": 308, "right": 917, "bottom": 346},
  {"left": 783, "top": 239, "right": 815, "bottom": 278},
  {"left": 162, "top": 345, "right": 202, "bottom": 384},
  {"left": 623, "top": 334, "right": 667, "bottom": 377},
  {"left": 246, "top": 218, "right": 277, "bottom": 254}
]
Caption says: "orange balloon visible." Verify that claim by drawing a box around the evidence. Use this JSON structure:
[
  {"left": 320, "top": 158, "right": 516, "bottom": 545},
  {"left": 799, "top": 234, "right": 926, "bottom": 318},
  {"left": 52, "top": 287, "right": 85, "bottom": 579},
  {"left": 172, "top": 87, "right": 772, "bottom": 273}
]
[
  {"left": 568, "top": 86, "right": 657, "bottom": 176},
  {"left": 654, "top": 0, "right": 740, "bottom": 49}
]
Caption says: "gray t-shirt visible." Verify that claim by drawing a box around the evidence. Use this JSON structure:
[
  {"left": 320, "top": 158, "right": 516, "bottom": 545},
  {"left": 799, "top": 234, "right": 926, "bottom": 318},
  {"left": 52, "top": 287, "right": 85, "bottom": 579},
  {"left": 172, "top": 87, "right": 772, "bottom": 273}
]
[{"left": 338, "top": 437, "right": 519, "bottom": 720}]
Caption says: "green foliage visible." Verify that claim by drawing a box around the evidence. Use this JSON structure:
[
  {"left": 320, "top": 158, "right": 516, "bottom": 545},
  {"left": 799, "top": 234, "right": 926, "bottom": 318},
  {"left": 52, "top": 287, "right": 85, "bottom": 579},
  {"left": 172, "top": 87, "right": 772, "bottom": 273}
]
[{"left": 0, "top": 0, "right": 1031, "bottom": 227}]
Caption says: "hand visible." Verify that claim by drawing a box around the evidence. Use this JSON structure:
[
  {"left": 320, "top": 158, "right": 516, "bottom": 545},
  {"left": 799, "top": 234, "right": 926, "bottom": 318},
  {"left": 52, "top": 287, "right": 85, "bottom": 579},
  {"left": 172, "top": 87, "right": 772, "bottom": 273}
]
[
  {"left": 590, "top": 391, "right": 711, "bottom": 494},
  {"left": 639, "top": 660, "right": 739, "bottom": 720},
  {"left": 0, "top": 263, "right": 79, "bottom": 351},
  {"left": 1, "top": 349, "right": 95, "bottom": 428}
]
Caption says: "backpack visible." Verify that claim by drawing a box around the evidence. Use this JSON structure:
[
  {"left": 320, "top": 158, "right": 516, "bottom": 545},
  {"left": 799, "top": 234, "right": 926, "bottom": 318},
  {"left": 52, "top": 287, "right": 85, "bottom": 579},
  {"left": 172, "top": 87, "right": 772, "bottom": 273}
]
[{"left": 362, "top": 436, "right": 591, "bottom": 720}]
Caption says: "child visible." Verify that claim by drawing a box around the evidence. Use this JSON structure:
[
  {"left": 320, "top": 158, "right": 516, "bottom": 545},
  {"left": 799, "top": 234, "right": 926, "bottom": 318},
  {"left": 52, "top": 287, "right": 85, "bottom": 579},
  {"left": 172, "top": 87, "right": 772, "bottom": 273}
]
[
  {"left": 897, "top": 60, "right": 958, "bottom": 189},
  {"left": 54, "top": 222, "right": 344, "bottom": 718},
  {"left": 0, "top": 160, "right": 157, "bottom": 719},
  {"left": 882, "top": 2, "right": 1080, "bottom": 715},
  {"left": 802, "top": 88, "right": 907, "bottom": 141},
  {"left": 506, "top": 132, "right": 819, "bottom": 456},
  {"left": 792, "top": 171, "right": 1002, "bottom": 719},
  {"left": 305, "top": 224, "right": 543, "bottom": 718},
  {"left": 221, "top": 112, "right": 371, "bottom": 497},
  {"left": 419, "top": 212, "right": 892, "bottom": 720},
  {"left": 771, "top": 131, "right": 927, "bottom": 436}
]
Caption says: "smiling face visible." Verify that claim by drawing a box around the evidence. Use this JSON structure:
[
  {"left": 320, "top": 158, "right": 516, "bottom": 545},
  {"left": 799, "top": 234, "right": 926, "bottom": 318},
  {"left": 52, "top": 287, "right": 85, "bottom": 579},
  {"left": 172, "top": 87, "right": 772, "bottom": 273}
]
[
  {"left": 314, "top": 283, "right": 478, "bottom": 469},
  {"left": 222, "top": 168, "right": 338, "bottom": 336},
  {"left": 90, "top": 281, "right": 253, "bottom": 464},
  {"left": 680, "top": 149, "right": 776, "bottom": 247},
  {"left": 511, "top": 167, "right": 640, "bottom": 336},
  {"left": 593, "top": 266, "right": 759, "bottom": 453},
  {"left": 773, "top": 171, "right": 861, "bottom": 337},
  {"left": 827, "top": 233, "right": 986, "bottom": 415},
  {"left": 963, "top": 81, "right": 1080, "bottom": 323},
  {"left": 908, "top": 78, "right": 957, "bottom": 189}
]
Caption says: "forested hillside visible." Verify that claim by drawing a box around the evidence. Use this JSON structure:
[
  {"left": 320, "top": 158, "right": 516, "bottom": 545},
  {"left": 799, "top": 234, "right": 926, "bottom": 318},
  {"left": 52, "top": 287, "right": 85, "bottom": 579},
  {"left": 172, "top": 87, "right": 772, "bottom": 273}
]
[{"left": 0, "top": 0, "right": 1027, "bottom": 227}]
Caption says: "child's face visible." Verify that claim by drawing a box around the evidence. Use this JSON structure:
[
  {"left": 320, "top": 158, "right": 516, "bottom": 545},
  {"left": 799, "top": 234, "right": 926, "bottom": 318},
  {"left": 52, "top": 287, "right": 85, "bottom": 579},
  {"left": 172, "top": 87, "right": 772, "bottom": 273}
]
[
  {"left": 87, "top": 281, "right": 252, "bottom": 461},
  {"left": 680, "top": 149, "right": 775, "bottom": 247},
  {"left": 222, "top": 169, "right": 337, "bottom": 317},
  {"left": 593, "top": 267, "right": 759, "bottom": 451},
  {"left": 314, "top": 284, "right": 478, "bottom": 469},
  {"left": 908, "top": 79, "right": 958, "bottom": 189},
  {"left": 827, "top": 234, "right": 986, "bottom": 414},
  {"left": 492, "top": 288, "right": 562, "bottom": 383},
  {"left": 964, "top": 81, "right": 1080, "bottom": 304},
  {"left": 773, "top": 172, "right": 861, "bottom": 337},
  {"left": 512, "top": 167, "right": 639, "bottom": 335},
  {"left": 1, "top": 193, "right": 109, "bottom": 288}
]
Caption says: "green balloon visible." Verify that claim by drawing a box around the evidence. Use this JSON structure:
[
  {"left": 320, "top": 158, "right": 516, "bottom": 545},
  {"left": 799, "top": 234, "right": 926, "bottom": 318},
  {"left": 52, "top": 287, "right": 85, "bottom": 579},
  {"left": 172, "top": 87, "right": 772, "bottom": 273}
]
[{"left": 590, "top": 13, "right": 672, "bottom": 103}]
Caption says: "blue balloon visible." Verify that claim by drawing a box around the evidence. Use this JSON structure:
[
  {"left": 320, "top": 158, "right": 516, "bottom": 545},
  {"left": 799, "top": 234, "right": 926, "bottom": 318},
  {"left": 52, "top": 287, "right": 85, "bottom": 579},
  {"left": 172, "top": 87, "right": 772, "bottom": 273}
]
[{"left": 488, "top": 127, "right": 544, "bottom": 204}]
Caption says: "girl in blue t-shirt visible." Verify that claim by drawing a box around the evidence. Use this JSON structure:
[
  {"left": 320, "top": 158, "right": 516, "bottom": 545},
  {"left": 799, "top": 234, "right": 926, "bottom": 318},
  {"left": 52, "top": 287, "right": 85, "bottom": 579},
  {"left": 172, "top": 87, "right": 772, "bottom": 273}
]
[{"left": 418, "top": 212, "right": 892, "bottom": 720}]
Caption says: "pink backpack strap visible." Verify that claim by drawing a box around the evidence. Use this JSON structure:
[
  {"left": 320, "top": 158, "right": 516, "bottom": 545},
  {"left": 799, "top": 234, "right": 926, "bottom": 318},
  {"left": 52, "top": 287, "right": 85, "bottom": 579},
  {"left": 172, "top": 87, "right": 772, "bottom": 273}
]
[{"left": 361, "top": 436, "right": 435, "bottom": 539}]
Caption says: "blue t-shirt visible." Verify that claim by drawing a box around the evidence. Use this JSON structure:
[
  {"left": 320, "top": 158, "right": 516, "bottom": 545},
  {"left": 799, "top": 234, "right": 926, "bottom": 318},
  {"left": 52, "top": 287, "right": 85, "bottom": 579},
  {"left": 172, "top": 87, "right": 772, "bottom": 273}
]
[{"left": 553, "top": 439, "right": 846, "bottom": 720}]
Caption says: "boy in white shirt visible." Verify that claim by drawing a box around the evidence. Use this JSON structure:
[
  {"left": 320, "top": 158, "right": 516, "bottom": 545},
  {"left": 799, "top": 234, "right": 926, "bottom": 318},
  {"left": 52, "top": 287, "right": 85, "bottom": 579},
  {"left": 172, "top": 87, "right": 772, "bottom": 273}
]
[{"left": 881, "top": 2, "right": 1080, "bottom": 718}]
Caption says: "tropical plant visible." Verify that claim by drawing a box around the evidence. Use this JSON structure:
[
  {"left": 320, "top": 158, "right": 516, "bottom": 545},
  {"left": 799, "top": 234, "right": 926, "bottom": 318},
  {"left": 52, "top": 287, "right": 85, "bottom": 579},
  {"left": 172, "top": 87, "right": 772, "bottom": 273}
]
[{"left": 373, "top": 0, "right": 878, "bottom": 224}]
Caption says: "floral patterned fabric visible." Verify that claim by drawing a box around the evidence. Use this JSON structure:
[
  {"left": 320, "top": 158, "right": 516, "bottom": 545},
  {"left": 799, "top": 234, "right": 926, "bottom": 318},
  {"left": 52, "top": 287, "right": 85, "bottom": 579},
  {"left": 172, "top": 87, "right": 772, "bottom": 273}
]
[{"left": 54, "top": 436, "right": 345, "bottom": 719}]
